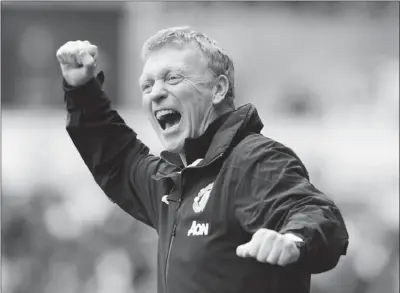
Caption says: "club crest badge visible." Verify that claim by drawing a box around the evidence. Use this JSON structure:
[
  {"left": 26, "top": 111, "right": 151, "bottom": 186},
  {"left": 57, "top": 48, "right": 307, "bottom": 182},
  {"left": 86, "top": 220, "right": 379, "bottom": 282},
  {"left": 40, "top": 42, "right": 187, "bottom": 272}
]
[{"left": 193, "top": 183, "right": 214, "bottom": 213}]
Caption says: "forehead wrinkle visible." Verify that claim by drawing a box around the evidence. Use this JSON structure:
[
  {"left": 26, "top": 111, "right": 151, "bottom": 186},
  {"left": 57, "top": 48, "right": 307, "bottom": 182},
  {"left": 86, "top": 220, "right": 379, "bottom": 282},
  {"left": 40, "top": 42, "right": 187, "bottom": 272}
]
[{"left": 139, "top": 44, "right": 210, "bottom": 86}]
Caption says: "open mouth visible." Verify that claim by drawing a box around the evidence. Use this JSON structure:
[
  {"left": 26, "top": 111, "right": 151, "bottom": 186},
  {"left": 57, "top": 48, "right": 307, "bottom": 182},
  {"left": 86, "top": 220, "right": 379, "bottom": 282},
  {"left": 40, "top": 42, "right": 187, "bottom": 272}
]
[{"left": 155, "top": 109, "right": 182, "bottom": 130}]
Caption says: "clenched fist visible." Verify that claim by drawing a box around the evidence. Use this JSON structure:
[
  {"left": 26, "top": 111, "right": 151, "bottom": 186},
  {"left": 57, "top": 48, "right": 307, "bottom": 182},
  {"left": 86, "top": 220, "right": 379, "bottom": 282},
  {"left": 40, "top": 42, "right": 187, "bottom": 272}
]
[
  {"left": 236, "top": 228, "right": 304, "bottom": 266},
  {"left": 56, "top": 40, "right": 98, "bottom": 87}
]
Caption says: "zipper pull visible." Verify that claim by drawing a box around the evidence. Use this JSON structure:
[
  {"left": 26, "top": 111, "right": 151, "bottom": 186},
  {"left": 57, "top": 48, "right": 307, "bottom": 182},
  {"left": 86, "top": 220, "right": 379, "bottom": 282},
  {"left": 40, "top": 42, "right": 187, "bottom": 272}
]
[{"left": 172, "top": 224, "right": 177, "bottom": 236}]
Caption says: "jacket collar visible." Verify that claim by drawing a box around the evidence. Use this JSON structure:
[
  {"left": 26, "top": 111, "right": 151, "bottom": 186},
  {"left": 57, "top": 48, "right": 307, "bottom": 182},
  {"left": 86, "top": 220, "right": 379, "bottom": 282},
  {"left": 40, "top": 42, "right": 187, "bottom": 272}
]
[{"left": 160, "top": 103, "right": 264, "bottom": 168}]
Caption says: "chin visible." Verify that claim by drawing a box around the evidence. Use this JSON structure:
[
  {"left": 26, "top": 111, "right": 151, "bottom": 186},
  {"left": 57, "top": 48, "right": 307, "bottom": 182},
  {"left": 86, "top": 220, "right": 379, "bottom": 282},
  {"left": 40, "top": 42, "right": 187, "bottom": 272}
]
[{"left": 162, "top": 139, "right": 184, "bottom": 154}]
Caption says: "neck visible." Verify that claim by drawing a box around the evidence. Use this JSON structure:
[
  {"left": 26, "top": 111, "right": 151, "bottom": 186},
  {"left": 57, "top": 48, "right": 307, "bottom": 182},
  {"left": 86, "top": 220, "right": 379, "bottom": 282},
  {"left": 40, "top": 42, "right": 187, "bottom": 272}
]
[
  {"left": 217, "top": 98, "right": 235, "bottom": 113},
  {"left": 180, "top": 154, "right": 188, "bottom": 167},
  {"left": 176, "top": 102, "right": 235, "bottom": 167}
]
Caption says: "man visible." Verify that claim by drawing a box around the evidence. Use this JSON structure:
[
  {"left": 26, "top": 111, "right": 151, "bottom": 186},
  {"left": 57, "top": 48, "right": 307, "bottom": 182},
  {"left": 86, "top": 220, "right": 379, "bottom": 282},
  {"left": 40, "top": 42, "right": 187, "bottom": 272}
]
[{"left": 57, "top": 27, "right": 349, "bottom": 293}]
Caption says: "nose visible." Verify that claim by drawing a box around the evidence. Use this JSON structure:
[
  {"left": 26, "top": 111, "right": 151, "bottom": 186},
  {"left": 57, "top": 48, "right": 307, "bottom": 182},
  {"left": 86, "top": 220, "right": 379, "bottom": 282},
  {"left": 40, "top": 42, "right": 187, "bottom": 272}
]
[{"left": 149, "top": 80, "right": 168, "bottom": 104}]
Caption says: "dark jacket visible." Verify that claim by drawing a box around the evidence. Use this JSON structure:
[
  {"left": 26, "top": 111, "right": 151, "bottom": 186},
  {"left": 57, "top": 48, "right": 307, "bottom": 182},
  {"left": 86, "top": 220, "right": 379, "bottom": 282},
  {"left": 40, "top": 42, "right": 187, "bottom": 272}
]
[{"left": 64, "top": 72, "right": 349, "bottom": 293}]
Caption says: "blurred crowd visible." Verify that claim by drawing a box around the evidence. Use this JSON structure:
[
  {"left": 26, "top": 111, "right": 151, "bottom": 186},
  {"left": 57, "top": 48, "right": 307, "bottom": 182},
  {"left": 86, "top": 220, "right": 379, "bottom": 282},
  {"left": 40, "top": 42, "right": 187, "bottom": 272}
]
[{"left": 2, "top": 2, "right": 399, "bottom": 293}]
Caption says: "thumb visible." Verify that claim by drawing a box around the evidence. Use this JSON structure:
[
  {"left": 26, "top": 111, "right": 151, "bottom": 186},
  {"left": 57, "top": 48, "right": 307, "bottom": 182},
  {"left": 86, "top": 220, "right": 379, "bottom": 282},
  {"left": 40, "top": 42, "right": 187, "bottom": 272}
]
[
  {"left": 236, "top": 230, "right": 265, "bottom": 258},
  {"left": 78, "top": 50, "right": 96, "bottom": 69},
  {"left": 236, "top": 241, "right": 254, "bottom": 258}
]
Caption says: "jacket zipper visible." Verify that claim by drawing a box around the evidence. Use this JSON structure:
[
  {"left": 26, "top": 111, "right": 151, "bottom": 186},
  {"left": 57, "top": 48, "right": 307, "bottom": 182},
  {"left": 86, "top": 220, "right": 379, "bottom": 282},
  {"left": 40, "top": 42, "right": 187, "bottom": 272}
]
[
  {"left": 187, "top": 153, "right": 224, "bottom": 170},
  {"left": 165, "top": 198, "right": 180, "bottom": 293},
  {"left": 165, "top": 223, "right": 176, "bottom": 293},
  {"left": 164, "top": 152, "right": 223, "bottom": 293}
]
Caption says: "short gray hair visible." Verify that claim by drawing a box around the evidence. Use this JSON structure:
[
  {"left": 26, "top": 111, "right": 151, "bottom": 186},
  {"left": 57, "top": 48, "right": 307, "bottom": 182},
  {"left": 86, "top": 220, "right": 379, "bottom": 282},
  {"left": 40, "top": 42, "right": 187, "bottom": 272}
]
[{"left": 141, "top": 26, "right": 235, "bottom": 100}]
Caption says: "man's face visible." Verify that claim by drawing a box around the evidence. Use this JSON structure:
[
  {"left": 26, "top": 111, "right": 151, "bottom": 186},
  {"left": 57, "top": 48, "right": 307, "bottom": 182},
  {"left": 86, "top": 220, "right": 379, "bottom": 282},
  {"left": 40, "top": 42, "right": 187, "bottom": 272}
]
[{"left": 139, "top": 43, "right": 217, "bottom": 153}]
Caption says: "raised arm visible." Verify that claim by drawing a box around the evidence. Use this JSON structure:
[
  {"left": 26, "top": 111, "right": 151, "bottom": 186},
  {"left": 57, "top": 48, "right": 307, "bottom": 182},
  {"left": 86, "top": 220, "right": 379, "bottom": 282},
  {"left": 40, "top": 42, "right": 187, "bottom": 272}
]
[{"left": 57, "top": 40, "right": 176, "bottom": 230}]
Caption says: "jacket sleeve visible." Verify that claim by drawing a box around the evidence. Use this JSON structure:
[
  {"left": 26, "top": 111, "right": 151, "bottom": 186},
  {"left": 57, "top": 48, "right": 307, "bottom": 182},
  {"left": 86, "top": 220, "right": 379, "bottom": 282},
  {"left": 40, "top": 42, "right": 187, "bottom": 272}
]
[
  {"left": 234, "top": 138, "right": 349, "bottom": 274},
  {"left": 64, "top": 72, "right": 175, "bottom": 230}
]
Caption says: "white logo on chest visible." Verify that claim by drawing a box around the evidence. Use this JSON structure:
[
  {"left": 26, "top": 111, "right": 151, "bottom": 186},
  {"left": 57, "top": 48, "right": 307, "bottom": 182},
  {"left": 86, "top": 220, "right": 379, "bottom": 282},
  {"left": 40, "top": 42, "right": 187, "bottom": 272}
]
[
  {"left": 193, "top": 183, "right": 213, "bottom": 213},
  {"left": 187, "top": 221, "right": 209, "bottom": 236}
]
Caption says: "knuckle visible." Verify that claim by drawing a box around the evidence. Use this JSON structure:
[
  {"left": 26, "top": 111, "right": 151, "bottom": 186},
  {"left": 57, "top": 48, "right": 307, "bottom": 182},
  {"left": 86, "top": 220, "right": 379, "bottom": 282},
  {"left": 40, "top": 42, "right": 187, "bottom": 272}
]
[
  {"left": 282, "top": 240, "right": 291, "bottom": 249},
  {"left": 277, "top": 259, "right": 286, "bottom": 266},
  {"left": 67, "top": 41, "right": 79, "bottom": 50},
  {"left": 263, "top": 231, "right": 275, "bottom": 242},
  {"left": 61, "top": 43, "right": 74, "bottom": 53},
  {"left": 66, "top": 41, "right": 75, "bottom": 48},
  {"left": 261, "top": 235, "right": 272, "bottom": 247},
  {"left": 254, "top": 228, "right": 267, "bottom": 238},
  {"left": 58, "top": 44, "right": 67, "bottom": 53},
  {"left": 256, "top": 254, "right": 265, "bottom": 262},
  {"left": 258, "top": 228, "right": 267, "bottom": 234},
  {"left": 248, "top": 248, "right": 257, "bottom": 258},
  {"left": 275, "top": 234, "right": 284, "bottom": 244},
  {"left": 267, "top": 255, "right": 276, "bottom": 264},
  {"left": 269, "top": 231, "right": 278, "bottom": 239},
  {"left": 286, "top": 243, "right": 297, "bottom": 254}
]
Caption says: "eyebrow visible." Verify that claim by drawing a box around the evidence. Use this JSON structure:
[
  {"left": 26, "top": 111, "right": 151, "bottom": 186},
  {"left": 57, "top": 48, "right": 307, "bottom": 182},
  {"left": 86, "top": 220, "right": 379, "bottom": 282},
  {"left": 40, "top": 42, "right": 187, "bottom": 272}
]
[
  {"left": 138, "top": 75, "right": 148, "bottom": 86},
  {"left": 139, "top": 66, "right": 186, "bottom": 85}
]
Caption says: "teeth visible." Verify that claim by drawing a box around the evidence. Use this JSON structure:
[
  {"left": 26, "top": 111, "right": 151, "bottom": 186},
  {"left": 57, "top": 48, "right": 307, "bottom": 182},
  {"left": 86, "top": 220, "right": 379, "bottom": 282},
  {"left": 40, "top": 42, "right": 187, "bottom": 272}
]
[{"left": 155, "top": 109, "right": 176, "bottom": 120}]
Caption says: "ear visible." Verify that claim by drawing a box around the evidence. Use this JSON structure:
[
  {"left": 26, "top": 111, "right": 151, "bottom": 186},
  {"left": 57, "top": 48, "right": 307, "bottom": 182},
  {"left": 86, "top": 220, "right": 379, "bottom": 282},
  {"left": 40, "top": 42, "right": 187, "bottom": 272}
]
[{"left": 212, "top": 75, "right": 229, "bottom": 105}]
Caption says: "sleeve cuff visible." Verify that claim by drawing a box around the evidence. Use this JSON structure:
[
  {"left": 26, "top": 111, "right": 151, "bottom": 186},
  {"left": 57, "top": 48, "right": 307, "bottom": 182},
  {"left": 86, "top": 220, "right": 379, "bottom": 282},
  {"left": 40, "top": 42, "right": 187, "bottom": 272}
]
[
  {"left": 281, "top": 231, "right": 308, "bottom": 262},
  {"left": 284, "top": 233, "right": 305, "bottom": 243},
  {"left": 63, "top": 71, "right": 106, "bottom": 110}
]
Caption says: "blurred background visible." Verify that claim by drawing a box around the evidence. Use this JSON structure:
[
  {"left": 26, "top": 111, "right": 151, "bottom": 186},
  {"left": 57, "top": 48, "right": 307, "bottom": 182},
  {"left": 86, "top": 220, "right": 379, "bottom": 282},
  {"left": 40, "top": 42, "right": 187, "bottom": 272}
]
[{"left": 1, "top": 1, "right": 399, "bottom": 293}]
